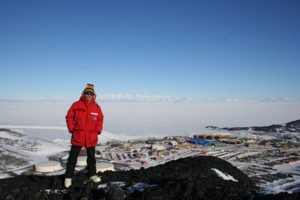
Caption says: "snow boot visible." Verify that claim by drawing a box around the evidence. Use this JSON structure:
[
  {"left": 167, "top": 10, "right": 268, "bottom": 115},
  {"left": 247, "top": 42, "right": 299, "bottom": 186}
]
[
  {"left": 64, "top": 178, "right": 72, "bottom": 188},
  {"left": 90, "top": 175, "right": 101, "bottom": 183}
]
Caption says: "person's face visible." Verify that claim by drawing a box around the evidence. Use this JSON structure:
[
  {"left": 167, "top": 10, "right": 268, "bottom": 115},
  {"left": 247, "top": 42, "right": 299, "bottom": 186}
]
[{"left": 84, "top": 91, "right": 94, "bottom": 102}]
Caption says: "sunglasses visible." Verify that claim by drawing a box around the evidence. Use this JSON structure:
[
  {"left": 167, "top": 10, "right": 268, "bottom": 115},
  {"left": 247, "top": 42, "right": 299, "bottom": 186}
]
[{"left": 84, "top": 92, "right": 94, "bottom": 96}]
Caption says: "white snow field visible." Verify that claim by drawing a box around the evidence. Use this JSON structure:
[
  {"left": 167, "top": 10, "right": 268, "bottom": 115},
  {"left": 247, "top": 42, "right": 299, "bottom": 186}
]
[{"left": 1, "top": 101, "right": 300, "bottom": 136}]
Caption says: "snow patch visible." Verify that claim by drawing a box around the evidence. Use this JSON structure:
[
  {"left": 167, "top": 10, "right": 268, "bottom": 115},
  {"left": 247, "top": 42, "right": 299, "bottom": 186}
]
[{"left": 211, "top": 168, "right": 238, "bottom": 182}]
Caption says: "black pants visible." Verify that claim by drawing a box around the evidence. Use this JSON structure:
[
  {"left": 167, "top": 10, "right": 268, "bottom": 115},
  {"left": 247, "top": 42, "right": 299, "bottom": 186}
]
[{"left": 65, "top": 145, "right": 96, "bottom": 178}]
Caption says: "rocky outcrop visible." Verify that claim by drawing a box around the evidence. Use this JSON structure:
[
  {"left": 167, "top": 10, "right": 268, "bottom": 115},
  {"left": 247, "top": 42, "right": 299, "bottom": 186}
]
[
  {"left": 1, "top": 155, "right": 299, "bottom": 200},
  {"left": 0, "top": 156, "right": 256, "bottom": 200},
  {"left": 207, "top": 119, "right": 300, "bottom": 133}
]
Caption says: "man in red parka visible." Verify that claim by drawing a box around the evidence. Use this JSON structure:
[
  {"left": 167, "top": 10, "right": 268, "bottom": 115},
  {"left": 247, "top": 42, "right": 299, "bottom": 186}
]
[{"left": 64, "top": 83, "right": 104, "bottom": 188}]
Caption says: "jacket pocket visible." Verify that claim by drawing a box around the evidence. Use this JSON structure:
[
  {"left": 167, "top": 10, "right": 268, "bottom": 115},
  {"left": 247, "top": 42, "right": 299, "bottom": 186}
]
[
  {"left": 72, "top": 130, "right": 82, "bottom": 144},
  {"left": 74, "top": 109, "right": 85, "bottom": 130}
]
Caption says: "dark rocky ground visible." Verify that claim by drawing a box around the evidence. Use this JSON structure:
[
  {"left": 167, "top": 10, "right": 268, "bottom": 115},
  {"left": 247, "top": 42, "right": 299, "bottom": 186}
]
[
  {"left": 1, "top": 156, "right": 300, "bottom": 200},
  {"left": 207, "top": 119, "right": 300, "bottom": 133}
]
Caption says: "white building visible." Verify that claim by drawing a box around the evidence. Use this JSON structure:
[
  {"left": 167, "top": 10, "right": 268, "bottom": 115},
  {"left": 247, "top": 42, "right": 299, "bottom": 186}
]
[{"left": 152, "top": 144, "right": 165, "bottom": 151}]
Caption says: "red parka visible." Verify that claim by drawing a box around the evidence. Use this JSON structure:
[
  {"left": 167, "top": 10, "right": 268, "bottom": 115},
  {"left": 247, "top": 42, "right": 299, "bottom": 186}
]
[{"left": 66, "top": 94, "right": 104, "bottom": 147}]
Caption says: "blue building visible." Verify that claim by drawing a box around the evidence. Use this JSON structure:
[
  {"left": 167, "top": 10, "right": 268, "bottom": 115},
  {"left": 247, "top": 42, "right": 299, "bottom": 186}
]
[{"left": 189, "top": 138, "right": 214, "bottom": 146}]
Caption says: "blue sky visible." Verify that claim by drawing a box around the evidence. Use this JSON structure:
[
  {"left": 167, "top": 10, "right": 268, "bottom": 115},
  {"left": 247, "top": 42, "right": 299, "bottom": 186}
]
[{"left": 0, "top": 0, "right": 299, "bottom": 102}]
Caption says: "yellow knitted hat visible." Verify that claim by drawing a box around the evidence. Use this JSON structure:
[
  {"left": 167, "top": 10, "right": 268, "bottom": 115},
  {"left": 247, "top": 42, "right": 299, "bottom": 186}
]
[{"left": 83, "top": 83, "right": 95, "bottom": 94}]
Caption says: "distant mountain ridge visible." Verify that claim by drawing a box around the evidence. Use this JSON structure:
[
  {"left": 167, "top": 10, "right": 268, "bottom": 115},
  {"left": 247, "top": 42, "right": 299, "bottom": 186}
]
[{"left": 207, "top": 119, "right": 300, "bottom": 133}]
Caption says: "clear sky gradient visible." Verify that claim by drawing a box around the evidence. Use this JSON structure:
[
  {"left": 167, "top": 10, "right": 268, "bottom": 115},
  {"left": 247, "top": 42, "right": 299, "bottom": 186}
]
[{"left": 0, "top": 0, "right": 299, "bottom": 102}]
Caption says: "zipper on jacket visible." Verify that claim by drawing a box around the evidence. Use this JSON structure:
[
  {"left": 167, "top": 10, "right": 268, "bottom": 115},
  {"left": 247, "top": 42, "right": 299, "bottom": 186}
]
[{"left": 85, "top": 103, "right": 89, "bottom": 147}]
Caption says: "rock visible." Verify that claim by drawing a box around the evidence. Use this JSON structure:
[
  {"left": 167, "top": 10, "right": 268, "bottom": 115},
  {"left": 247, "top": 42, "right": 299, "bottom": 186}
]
[{"left": 106, "top": 183, "right": 126, "bottom": 200}]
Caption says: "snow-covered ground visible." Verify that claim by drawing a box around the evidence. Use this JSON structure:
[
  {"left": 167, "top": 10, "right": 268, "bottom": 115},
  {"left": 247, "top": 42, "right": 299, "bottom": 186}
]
[
  {"left": 211, "top": 168, "right": 238, "bottom": 182},
  {"left": 263, "top": 162, "right": 300, "bottom": 194},
  {"left": 0, "top": 128, "right": 68, "bottom": 173},
  {"left": 0, "top": 126, "right": 137, "bottom": 174}
]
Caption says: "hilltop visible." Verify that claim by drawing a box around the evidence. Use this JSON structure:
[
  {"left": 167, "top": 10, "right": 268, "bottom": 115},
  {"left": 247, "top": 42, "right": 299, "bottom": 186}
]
[
  {"left": 1, "top": 155, "right": 300, "bottom": 200},
  {"left": 0, "top": 156, "right": 256, "bottom": 200}
]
